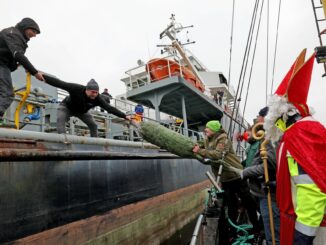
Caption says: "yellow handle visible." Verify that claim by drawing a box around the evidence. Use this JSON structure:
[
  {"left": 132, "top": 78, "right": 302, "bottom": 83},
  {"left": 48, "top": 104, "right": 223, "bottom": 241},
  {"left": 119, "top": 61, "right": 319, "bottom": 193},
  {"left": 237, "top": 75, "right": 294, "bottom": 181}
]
[{"left": 14, "top": 73, "right": 31, "bottom": 130}]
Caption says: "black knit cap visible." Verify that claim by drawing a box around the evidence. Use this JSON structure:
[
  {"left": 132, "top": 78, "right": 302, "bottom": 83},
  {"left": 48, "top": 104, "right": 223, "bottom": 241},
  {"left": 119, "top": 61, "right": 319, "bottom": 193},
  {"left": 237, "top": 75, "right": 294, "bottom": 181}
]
[
  {"left": 86, "top": 79, "right": 99, "bottom": 91},
  {"left": 258, "top": 106, "right": 269, "bottom": 117}
]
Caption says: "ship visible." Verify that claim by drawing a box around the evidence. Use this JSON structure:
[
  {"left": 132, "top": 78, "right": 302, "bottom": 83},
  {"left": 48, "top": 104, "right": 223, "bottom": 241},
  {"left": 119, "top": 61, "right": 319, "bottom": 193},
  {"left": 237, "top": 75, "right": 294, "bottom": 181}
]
[{"left": 0, "top": 16, "right": 247, "bottom": 244}]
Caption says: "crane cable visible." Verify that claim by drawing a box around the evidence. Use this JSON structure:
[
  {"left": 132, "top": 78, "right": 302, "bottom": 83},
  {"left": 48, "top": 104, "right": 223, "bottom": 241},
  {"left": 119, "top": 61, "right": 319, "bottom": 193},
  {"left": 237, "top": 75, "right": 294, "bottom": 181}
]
[
  {"left": 241, "top": 0, "right": 282, "bottom": 130},
  {"left": 227, "top": 0, "right": 236, "bottom": 90},
  {"left": 241, "top": 0, "right": 265, "bottom": 128},
  {"left": 231, "top": 0, "right": 260, "bottom": 136},
  {"left": 228, "top": 0, "right": 260, "bottom": 137},
  {"left": 265, "top": 0, "right": 270, "bottom": 106},
  {"left": 270, "top": 0, "right": 282, "bottom": 94}
]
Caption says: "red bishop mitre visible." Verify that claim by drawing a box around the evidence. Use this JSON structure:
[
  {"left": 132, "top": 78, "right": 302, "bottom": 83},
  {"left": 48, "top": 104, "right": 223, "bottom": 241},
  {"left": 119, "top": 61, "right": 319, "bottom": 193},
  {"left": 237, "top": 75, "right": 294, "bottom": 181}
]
[{"left": 274, "top": 49, "right": 315, "bottom": 117}]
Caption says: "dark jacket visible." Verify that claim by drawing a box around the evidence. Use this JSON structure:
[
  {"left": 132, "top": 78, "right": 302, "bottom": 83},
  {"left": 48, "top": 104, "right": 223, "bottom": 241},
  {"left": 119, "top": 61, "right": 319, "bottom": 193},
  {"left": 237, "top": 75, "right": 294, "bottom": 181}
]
[
  {"left": 44, "top": 74, "right": 127, "bottom": 118},
  {"left": 197, "top": 129, "right": 243, "bottom": 182},
  {"left": 243, "top": 139, "right": 260, "bottom": 168},
  {"left": 0, "top": 18, "right": 40, "bottom": 74},
  {"left": 242, "top": 140, "right": 277, "bottom": 198},
  {"left": 101, "top": 91, "right": 112, "bottom": 104}
]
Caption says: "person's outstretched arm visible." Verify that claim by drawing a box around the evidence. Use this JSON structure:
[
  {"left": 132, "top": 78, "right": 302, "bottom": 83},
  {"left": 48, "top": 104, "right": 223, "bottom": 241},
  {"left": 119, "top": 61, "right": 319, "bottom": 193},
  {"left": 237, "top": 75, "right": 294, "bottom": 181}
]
[
  {"left": 98, "top": 96, "right": 128, "bottom": 119},
  {"left": 43, "top": 74, "right": 83, "bottom": 92}
]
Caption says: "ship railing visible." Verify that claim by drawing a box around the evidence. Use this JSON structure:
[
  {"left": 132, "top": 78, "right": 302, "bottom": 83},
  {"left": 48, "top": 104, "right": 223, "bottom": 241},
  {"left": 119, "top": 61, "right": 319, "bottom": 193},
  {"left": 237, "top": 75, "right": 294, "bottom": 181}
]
[
  {"left": 207, "top": 84, "right": 235, "bottom": 103},
  {"left": 85, "top": 114, "right": 200, "bottom": 142},
  {"left": 124, "top": 54, "right": 184, "bottom": 91},
  {"left": 110, "top": 98, "right": 151, "bottom": 119},
  {"left": 67, "top": 92, "right": 195, "bottom": 140},
  {"left": 8, "top": 82, "right": 203, "bottom": 141},
  {"left": 92, "top": 108, "right": 204, "bottom": 141},
  {"left": 57, "top": 88, "right": 68, "bottom": 101},
  {"left": 1, "top": 95, "right": 49, "bottom": 131},
  {"left": 3, "top": 108, "right": 203, "bottom": 142},
  {"left": 205, "top": 83, "right": 238, "bottom": 116},
  {"left": 63, "top": 111, "right": 203, "bottom": 142}
]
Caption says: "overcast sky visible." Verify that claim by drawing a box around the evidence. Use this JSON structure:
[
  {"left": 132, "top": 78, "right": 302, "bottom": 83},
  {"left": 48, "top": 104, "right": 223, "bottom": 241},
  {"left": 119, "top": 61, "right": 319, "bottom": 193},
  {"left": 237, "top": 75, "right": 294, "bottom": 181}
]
[{"left": 2, "top": 0, "right": 326, "bottom": 124}]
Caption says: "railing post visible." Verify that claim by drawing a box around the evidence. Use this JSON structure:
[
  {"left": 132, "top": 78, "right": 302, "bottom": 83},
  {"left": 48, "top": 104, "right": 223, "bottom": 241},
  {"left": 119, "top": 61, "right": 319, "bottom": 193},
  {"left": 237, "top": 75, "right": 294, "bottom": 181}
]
[
  {"left": 129, "top": 71, "right": 132, "bottom": 91},
  {"left": 69, "top": 117, "right": 75, "bottom": 135},
  {"left": 146, "top": 63, "right": 151, "bottom": 84},
  {"left": 179, "top": 58, "right": 183, "bottom": 78},
  {"left": 190, "top": 214, "right": 204, "bottom": 245},
  {"left": 167, "top": 59, "right": 171, "bottom": 77},
  {"left": 40, "top": 107, "right": 45, "bottom": 132},
  {"left": 181, "top": 95, "right": 188, "bottom": 136}
]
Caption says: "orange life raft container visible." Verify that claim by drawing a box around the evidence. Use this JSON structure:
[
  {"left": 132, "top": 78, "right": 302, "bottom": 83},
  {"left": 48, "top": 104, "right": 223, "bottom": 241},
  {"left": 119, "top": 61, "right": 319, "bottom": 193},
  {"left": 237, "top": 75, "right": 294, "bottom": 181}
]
[{"left": 146, "top": 58, "right": 205, "bottom": 93}]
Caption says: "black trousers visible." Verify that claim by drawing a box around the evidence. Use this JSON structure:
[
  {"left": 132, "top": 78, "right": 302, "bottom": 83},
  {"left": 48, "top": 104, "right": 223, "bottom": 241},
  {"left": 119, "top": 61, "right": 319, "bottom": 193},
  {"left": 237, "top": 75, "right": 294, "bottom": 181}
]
[
  {"left": 222, "top": 178, "right": 260, "bottom": 232},
  {"left": 0, "top": 66, "right": 14, "bottom": 117}
]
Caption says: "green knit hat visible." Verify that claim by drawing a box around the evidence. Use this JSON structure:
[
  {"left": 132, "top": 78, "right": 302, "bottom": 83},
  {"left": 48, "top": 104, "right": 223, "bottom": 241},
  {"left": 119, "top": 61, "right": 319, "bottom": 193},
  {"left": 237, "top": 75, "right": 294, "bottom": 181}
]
[{"left": 206, "top": 120, "right": 221, "bottom": 133}]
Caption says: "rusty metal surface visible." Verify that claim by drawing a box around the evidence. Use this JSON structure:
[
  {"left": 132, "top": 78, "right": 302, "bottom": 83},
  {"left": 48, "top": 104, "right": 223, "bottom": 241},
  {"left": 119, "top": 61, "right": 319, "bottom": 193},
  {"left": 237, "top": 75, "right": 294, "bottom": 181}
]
[
  {"left": 12, "top": 180, "right": 210, "bottom": 245},
  {"left": 0, "top": 138, "right": 37, "bottom": 150},
  {"left": 0, "top": 138, "right": 37, "bottom": 144}
]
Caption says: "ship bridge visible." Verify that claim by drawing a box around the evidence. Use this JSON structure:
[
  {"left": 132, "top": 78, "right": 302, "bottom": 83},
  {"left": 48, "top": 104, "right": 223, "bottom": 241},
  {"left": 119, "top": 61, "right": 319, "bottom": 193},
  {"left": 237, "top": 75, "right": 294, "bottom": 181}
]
[
  {"left": 122, "top": 67, "right": 224, "bottom": 132},
  {"left": 126, "top": 76, "right": 223, "bottom": 123}
]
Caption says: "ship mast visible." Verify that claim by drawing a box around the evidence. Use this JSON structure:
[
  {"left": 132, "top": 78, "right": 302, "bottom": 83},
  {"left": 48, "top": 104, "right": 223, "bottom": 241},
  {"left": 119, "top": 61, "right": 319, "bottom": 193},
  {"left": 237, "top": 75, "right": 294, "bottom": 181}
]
[{"left": 157, "top": 15, "right": 205, "bottom": 89}]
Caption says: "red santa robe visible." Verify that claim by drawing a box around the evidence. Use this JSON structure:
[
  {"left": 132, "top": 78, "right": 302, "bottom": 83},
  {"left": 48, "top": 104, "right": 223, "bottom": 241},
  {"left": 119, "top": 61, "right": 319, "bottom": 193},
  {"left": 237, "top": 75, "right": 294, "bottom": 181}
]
[{"left": 276, "top": 116, "right": 326, "bottom": 244}]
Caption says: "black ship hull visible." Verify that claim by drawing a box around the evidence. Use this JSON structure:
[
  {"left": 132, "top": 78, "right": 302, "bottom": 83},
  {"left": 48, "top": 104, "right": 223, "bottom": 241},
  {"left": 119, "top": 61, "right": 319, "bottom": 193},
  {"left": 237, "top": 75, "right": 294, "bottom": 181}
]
[{"left": 0, "top": 129, "right": 210, "bottom": 243}]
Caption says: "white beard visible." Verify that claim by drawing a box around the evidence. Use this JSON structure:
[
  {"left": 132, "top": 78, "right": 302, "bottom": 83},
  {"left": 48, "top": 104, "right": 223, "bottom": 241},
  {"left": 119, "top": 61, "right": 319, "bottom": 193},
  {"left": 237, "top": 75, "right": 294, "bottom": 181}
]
[{"left": 263, "top": 95, "right": 297, "bottom": 142}]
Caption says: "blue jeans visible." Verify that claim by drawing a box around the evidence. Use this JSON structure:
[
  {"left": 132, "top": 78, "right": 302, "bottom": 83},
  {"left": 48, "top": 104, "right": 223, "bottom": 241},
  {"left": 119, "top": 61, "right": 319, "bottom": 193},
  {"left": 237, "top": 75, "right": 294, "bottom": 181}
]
[{"left": 259, "top": 197, "right": 280, "bottom": 245}]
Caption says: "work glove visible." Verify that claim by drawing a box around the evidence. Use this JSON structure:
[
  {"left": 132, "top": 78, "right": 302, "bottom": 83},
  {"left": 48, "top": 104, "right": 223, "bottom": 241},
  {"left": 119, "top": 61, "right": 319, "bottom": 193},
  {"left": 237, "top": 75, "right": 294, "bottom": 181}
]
[{"left": 262, "top": 181, "right": 276, "bottom": 194}]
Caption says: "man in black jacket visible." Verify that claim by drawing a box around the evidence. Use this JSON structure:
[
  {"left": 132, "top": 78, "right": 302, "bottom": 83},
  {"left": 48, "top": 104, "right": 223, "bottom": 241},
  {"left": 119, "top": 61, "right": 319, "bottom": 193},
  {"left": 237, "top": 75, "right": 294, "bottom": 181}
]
[
  {"left": 241, "top": 135, "right": 280, "bottom": 245},
  {"left": 43, "top": 75, "right": 131, "bottom": 137},
  {"left": 0, "top": 18, "right": 44, "bottom": 121},
  {"left": 101, "top": 88, "right": 112, "bottom": 104},
  {"left": 229, "top": 107, "right": 281, "bottom": 245},
  {"left": 100, "top": 88, "right": 112, "bottom": 112}
]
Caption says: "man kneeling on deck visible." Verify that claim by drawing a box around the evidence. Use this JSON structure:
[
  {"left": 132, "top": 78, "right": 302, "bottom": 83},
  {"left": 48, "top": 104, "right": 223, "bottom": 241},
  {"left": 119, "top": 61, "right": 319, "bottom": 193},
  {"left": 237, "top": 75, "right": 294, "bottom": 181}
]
[
  {"left": 192, "top": 120, "right": 260, "bottom": 239},
  {"left": 43, "top": 74, "right": 131, "bottom": 137}
]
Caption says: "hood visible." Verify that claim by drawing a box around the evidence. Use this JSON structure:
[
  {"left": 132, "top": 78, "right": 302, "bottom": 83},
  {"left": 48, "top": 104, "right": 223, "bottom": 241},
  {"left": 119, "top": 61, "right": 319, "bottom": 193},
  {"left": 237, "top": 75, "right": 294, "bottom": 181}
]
[
  {"left": 15, "top": 18, "right": 40, "bottom": 40},
  {"left": 209, "top": 128, "right": 226, "bottom": 140}
]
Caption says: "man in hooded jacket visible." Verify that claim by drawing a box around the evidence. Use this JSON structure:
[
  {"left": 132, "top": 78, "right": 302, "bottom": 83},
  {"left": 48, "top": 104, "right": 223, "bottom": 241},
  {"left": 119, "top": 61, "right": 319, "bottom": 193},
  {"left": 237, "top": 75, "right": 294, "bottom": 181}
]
[
  {"left": 0, "top": 18, "right": 44, "bottom": 122},
  {"left": 240, "top": 107, "right": 280, "bottom": 245},
  {"left": 192, "top": 120, "right": 260, "bottom": 238}
]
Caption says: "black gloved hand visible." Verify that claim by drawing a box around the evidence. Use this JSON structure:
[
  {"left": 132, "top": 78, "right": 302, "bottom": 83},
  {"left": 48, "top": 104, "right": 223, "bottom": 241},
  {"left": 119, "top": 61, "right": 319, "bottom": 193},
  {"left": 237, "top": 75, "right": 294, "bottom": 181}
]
[{"left": 262, "top": 181, "right": 276, "bottom": 194}]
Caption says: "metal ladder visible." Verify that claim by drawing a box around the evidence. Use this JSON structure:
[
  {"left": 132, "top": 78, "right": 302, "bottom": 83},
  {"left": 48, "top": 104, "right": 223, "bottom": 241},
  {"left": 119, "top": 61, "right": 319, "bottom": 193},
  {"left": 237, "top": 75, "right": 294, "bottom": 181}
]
[{"left": 311, "top": 0, "right": 326, "bottom": 73}]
